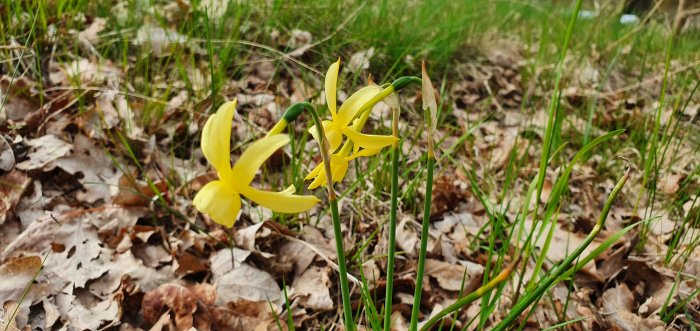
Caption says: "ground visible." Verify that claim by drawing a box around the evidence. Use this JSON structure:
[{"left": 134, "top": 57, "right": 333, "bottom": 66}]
[{"left": 1, "top": 1, "right": 699, "bottom": 330}]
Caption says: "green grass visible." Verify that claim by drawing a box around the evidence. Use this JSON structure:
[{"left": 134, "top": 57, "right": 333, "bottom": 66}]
[{"left": 2, "top": 0, "right": 700, "bottom": 329}]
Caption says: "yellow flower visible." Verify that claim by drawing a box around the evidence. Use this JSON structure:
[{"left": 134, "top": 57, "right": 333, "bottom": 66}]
[
  {"left": 309, "top": 59, "right": 397, "bottom": 153},
  {"left": 193, "top": 100, "right": 319, "bottom": 227},
  {"left": 305, "top": 110, "right": 385, "bottom": 189}
]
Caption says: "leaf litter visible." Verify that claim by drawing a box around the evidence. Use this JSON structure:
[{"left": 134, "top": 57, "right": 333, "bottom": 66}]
[{"left": 0, "top": 11, "right": 699, "bottom": 331}]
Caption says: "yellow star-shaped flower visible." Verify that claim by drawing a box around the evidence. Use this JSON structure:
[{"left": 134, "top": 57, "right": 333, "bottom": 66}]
[
  {"left": 309, "top": 59, "right": 397, "bottom": 154},
  {"left": 193, "top": 100, "right": 319, "bottom": 227}
]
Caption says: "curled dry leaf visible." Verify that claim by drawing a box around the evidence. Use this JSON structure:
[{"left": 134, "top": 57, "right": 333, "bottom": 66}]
[
  {"left": 113, "top": 174, "right": 169, "bottom": 207},
  {"left": 659, "top": 172, "right": 685, "bottom": 195},
  {"left": 0, "top": 134, "right": 14, "bottom": 171},
  {"left": 0, "top": 255, "right": 45, "bottom": 328},
  {"left": 600, "top": 284, "right": 665, "bottom": 331},
  {"left": 424, "top": 258, "right": 484, "bottom": 292},
  {"left": 0, "top": 170, "right": 30, "bottom": 224},
  {"left": 396, "top": 216, "right": 419, "bottom": 258},
  {"left": 142, "top": 283, "right": 215, "bottom": 331},
  {"left": 292, "top": 266, "right": 334, "bottom": 311}
]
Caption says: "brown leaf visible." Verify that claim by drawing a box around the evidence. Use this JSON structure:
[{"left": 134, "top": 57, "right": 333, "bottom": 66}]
[
  {"left": 659, "top": 172, "right": 685, "bottom": 195},
  {"left": 142, "top": 283, "right": 204, "bottom": 331},
  {"left": 396, "top": 216, "right": 419, "bottom": 258},
  {"left": 213, "top": 263, "right": 282, "bottom": 306},
  {"left": 49, "top": 134, "right": 122, "bottom": 203},
  {"left": 78, "top": 17, "right": 107, "bottom": 44},
  {"left": 0, "top": 255, "right": 45, "bottom": 328},
  {"left": 431, "top": 175, "right": 465, "bottom": 217},
  {"left": 0, "top": 170, "right": 30, "bottom": 224},
  {"left": 0, "top": 134, "right": 14, "bottom": 171},
  {"left": 600, "top": 284, "right": 665, "bottom": 331},
  {"left": 15, "top": 135, "right": 72, "bottom": 171},
  {"left": 292, "top": 266, "right": 333, "bottom": 311},
  {"left": 424, "top": 259, "right": 484, "bottom": 292}
]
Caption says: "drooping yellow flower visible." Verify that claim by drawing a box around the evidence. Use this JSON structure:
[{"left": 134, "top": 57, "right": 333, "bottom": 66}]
[
  {"left": 305, "top": 108, "right": 384, "bottom": 189},
  {"left": 308, "top": 59, "right": 397, "bottom": 154},
  {"left": 193, "top": 100, "right": 319, "bottom": 227}
]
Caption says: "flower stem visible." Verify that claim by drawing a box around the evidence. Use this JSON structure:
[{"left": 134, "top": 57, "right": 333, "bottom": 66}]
[
  {"left": 490, "top": 168, "right": 631, "bottom": 331},
  {"left": 302, "top": 102, "right": 355, "bottom": 331},
  {"left": 383, "top": 106, "right": 401, "bottom": 331},
  {"left": 409, "top": 155, "right": 434, "bottom": 330}
]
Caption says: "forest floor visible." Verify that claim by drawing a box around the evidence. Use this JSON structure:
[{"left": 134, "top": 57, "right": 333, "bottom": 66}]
[{"left": 1, "top": 1, "right": 700, "bottom": 330}]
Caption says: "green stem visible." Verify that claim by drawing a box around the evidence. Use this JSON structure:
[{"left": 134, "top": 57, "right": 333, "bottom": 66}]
[
  {"left": 535, "top": 0, "right": 582, "bottom": 204},
  {"left": 303, "top": 102, "right": 355, "bottom": 331},
  {"left": 491, "top": 168, "right": 631, "bottom": 331},
  {"left": 409, "top": 156, "right": 434, "bottom": 330},
  {"left": 383, "top": 106, "right": 401, "bottom": 331}
]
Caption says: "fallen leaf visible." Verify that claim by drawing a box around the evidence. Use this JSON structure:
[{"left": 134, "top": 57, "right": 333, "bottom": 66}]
[
  {"left": 396, "top": 216, "right": 419, "bottom": 258},
  {"left": 15, "top": 134, "right": 72, "bottom": 171},
  {"left": 347, "top": 48, "right": 375, "bottom": 73},
  {"left": 0, "top": 134, "right": 14, "bottom": 171},
  {"left": 134, "top": 24, "right": 188, "bottom": 57},
  {"left": 424, "top": 258, "right": 484, "bottom": 292},
  {"left": 78, "top": 17, "right": 107, "bottom": 44},
  {"left": 659, "top": 173, "right": 685, "bottom": 195},
  {"left": 0, "top": 170, "right": 30, "bottom": 224},
  {"left": 600, "top": 284, "right": 665, "bottom": 331},
  {"left": 50, "top": 134, "right": 122, "bottom": 203},
  {"left": 142, "top": 283, "right": 210, "bottom": 331},
  {"left": 292, "top": 266, "right": 334, "bottom": 311},
  {"left": 0, "top": 255, "right": 44, "bottom": 328},
  {"left": 55, "top": 292, "right": 121, "bottom": 331},
  {"left": 213, "top": 263, "right": 282, "bottom": 306}
]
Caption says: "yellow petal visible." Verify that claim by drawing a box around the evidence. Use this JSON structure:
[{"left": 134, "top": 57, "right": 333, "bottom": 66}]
[
  {"left": 240, "top": 185, "right": 319, "bottom": 213},
  {"left": 307, "top": 169, "right": 326, "bottom": 189},
  {"left": 305, "top": 154, "right": 349, "bottom": 189},
  {"left": 232, "top": 134, "right": 290, "bottom": 187},
  {"left": 346, "top": 147, "right": 382, "bottom": 160},
  {"left": 308, "top": 120, "right": 343, "bottom": 153},
  {"left": 201, "top": 100, "right": 237, "bottom": 178},
  {"left": 337, "top": 85, "right": 383, "bottom": 126},
  {"left": 304, "top": 161, "right": 322, "bottom": 181},
  {"left": 342, "top": 127, "right": 397, "bottom": 150},
  {"left": 330, "top": 154, "right": 349, "bottom": 182},
  {"left": 193, "top": 180, "right": 241, "bottom": 227},
  {"left": 325, "top": 59, "right": 340, "bottom": 121}
]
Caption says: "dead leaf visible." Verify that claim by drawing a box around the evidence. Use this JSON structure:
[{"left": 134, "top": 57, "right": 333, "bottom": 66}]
[
  {"left": 15, "top": 134, "right": 72, "bottom": 171},
  {"left": 0, "top": 255, "right": 44, "bottom": 328},
  {"left": 0, "top": 134, "right": 14, "bottom": 171},
  {"left": 134, "top": 24, "right": 188, "bottom": 57},
  {"left": 50, "top": 134, "right": 122, "bottom": 203},
  {"left": 292, "top": 266, "right": 333, "bottom": 311},
  {"left": 396, "top": 216, "right": 419, "bottom": 258},
  {"left": 424, "top": 258, "right": 484, "bottom": 292},
  {"left": 0, "top": 170, "right": 30, "bottom": 224},
  {"left": 142, "top": 283, "right": 211, "bottom": 331},
  {"left": 78, "top": 17, "right": 107, "bottom": 44},
  {"left": 114, "top": 174, "right": 169, "bottom": 207},
  {"left": 55, "top": 291, "right": 121, "bottom": 330},
  {"left": 659, "top": 173, "right": 685, "bottom": 195},
  {"left": 347, "top": 48, "right": 375, "bottom": 73},
  {"left": 600, "top": 284, "right": 665, "bottom": 331},
  {"left": 213, "top": 263, "right": 282, "bottom": 306}
]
